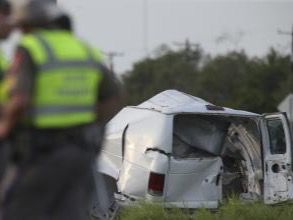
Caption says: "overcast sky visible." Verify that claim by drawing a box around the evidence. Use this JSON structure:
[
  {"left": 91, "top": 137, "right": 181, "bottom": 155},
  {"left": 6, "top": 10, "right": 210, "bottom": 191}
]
[{"left": 45, "top": 1, "right": 293, "bottom": 73}]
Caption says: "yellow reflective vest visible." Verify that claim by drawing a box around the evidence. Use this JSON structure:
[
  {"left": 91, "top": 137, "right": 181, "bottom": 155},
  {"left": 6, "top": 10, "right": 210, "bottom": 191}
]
[
  {"left": 0, "top": 49, "right": 8, "bottom": 105},
  {"left": 20, "top": 30, "right": 103, "bottom": 128}
]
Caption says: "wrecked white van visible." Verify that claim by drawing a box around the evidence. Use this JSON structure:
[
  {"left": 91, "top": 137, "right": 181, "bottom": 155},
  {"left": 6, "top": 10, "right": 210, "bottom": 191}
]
[{"left": 95, "top": 90, "right": 293, "bottom": 212}]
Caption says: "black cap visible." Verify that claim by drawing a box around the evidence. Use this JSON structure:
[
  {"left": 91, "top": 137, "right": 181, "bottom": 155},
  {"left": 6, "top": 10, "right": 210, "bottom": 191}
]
[{"left": 0, "top": 0, "right": 10, "bottom": 13}]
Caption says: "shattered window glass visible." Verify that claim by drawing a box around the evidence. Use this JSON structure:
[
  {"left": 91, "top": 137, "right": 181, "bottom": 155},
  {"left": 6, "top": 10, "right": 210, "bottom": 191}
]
[
  {"left": 267, "top": 119, "right": 286, "bottom": 154},
  {"left": 173, "top": 134, "right": 214, "bottom": 158},
  {"left": 173, "top": 114, "right": 230, "bottom": 158}
]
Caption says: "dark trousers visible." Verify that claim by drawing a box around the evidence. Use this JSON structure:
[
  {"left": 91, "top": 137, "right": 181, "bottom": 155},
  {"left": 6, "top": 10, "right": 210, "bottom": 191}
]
[
  {"left": 0, "top": 142, "right": 10, "bottom": 183},
  {"left": 2, "top": 127, "right": 99, "bottom": 220}
]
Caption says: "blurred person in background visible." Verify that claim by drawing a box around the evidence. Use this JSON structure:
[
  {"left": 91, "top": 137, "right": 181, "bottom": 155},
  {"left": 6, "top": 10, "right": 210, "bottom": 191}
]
[
  {"left": 0, "top": 0, "right": 122, "bottom": 219},
  {"left": 0, "top": 0, "right": 10, "bottom": 78},
  {"left": 0, "top": 0, "right": 12, "bottom": 190}
]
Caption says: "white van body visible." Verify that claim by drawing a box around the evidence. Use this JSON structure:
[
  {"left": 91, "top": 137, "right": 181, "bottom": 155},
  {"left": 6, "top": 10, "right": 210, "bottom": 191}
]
[{"left": 94, "top": 90, "right": 293, "bottom": 213}]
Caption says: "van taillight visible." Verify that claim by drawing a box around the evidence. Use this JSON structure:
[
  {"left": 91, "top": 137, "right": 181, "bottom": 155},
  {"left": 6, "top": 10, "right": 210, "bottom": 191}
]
[{"left": 148, "top": 172, "right": 165, "bottom": 196}]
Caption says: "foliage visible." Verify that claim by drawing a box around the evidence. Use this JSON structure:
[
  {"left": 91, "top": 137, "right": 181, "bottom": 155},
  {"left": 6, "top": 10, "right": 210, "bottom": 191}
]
[
  {"left": 122, "top": 46, "right": 292, "bottom": 113},
  {"left": 117, "top": 202, "right": 192, "bottom": 220},
  {"left": 122, "top": 46, "right": 203, "bottom": 106},
  {"left": 117, "top": 199, "right": 293, "bottom": 220}
]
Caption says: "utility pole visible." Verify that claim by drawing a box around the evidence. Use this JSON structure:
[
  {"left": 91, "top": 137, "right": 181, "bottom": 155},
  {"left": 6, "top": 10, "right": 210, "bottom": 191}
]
[
  {"left": 143, "top": 0, "right": 149, "bottom": 57},
  {"left": 104, "top": 51, "right": 124, "bottom": 74},
  {"left": 278, "top": 25, "right": 293, "bottom": 124},
  {"left": 278, "top": 25, "right": 293, "bottom": 71},
  {"left": 174, "top": 38, "right": 199, "bottom": 53},
  {"left": 173, "top": 38, "right": 201, "bottom": 67}
]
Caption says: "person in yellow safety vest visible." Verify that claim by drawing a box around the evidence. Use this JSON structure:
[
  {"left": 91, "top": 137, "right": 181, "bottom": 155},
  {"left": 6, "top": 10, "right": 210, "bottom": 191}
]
[
  {"left": 0, "top": 0, "right": 122, "bottom": 219},
  {"left": 0, "top": 0, "right": 10, "bottom": 75},
  {"left": 0, "top": 51, "right": 7, "bottom": 80},
  {"left": 0, "top": 0, "right": 11, "bottom": 98},
  {"left": 0, "top": 0, "right": 12, "bottom": 191}
]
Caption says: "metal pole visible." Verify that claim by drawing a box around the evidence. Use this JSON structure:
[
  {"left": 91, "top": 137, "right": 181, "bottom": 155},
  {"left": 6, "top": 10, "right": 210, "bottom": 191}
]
[
  {"left": 278, "top": 26, "right": 293, "bottom": 71},
  {"left": 278, "top": 26, "right": 293, "bottom": 125},
  {"left": 104, "top": 51, "right": 124, "bottom": 75},
  {"left": 143, "top": 0, "right": 149, "bottom": 57},
  {"left": 291, "top": 25, "right": 293, "bottom": 70}
]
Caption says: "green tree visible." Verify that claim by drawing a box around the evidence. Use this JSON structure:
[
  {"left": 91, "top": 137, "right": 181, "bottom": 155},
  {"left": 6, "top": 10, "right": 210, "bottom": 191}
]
[
  {"left": 196, "top": 51, "right": 249, "bottom": 108},
  {"left": 122, "top": 45, "right": 291, "bottom": 114},
  {"left": 122, "top": 45, "right": 204, "bottom": 105},
  {"left": 239, "top": 49, "right": 291, "bottom": 113}
]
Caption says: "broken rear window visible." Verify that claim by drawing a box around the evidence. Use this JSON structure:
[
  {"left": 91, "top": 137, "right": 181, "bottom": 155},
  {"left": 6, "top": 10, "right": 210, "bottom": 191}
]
[{"left": 173, "top": 114, "right": 230, "bottom": 158}]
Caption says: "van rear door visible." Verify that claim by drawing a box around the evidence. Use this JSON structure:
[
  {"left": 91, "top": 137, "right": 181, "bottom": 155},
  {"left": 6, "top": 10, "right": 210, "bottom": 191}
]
[
  {"left": 261, "top": 113, "right": 293, "bottom": 204},
  {"left": 165, "top": 156, "right": 222, "bottom": 208},
  {"left": 164, "top": 114, "right": 226, "bottom": 208}
]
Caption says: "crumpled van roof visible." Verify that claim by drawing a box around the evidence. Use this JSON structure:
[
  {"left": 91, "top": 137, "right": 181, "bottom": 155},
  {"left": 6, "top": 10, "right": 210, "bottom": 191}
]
[
  {"left": 136, "top": 90, "right": 259, "bottom": 116},
  {"left": 106, "top": 90, "right": 260, "bottom": 136}
]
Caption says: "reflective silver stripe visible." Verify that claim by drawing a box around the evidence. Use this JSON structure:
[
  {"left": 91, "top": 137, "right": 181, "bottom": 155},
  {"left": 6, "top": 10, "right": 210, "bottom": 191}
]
[
  {"left": 34, "top": 34, "right": 55, "bottom": 62},
  {"left": 39, "top": 60, "right": 98, "bottom": 72},
  {"left": 33, "top": 105, "right": 95, "bottom": 116}
]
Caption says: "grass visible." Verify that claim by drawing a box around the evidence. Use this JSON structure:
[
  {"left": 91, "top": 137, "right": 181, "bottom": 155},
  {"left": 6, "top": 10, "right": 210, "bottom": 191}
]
[{"left": 117, "top": 198, "right": 293, "bottom": 220}]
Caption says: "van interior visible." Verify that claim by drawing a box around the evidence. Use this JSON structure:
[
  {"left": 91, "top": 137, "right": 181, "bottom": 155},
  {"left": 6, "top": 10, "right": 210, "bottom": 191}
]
[{"left": 173, "top": 114, "right": 263, "bottom": 198}]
